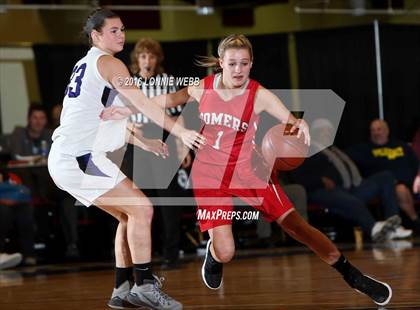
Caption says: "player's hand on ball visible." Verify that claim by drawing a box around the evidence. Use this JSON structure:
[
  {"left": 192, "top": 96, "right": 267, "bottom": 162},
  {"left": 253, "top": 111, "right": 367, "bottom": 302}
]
[
  {"left": 181, "top": 129, "right": 206, "bottom": 150},
  {"left": 290, "top": 119, "right": 310, "bottom": 146},
  {"left": 100, "top": 106, "right": 132, "bottom": 120}
]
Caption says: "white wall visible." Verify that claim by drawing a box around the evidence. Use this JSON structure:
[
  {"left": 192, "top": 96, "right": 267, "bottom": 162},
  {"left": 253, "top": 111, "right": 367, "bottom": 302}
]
[
  {"left": 0, "top": 62, "right": 29, "bottom": 133},
  {"left": 0, "top": 47, "right": 34, "bottom": 134}
]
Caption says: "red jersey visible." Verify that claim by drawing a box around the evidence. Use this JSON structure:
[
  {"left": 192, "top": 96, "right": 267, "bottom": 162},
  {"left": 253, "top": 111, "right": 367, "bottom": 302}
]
[
  {"left": 191, "top": 75, "right": 295, "bottom": 231},
  {"left": 196, "top": 74, "right": 260, "bottom": 167}
]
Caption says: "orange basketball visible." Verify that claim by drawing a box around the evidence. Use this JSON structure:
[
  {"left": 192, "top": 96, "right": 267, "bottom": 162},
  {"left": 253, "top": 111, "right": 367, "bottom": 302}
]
[{"left": 261, "top": 123, "right": 309, "bottom": 171}]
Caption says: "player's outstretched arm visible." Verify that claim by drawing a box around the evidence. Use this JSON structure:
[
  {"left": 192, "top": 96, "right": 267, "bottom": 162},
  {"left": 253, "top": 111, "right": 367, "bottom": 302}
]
[
  {"left": 151, "top": 79, "right": 205, "bottom": 109},
  {"left": 151, "top": 87, "right": 189, "bottom": 109},
  {"left": 254, "top": 86, "right": 310, "bottom": 145},
  {"left": 98, "top": 55, "right": 205, "bottom": 149}
]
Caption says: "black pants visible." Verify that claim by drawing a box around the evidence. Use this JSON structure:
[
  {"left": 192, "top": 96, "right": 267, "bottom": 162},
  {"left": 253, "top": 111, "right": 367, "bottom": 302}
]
[
  {"left": 158, "top": 205, "right": 183, "bottom": 261},
  {"left": 58, "top": 193, "right": 78, "bottom": 246},
  {"left": 0, "top": 203, "right": 35, "bottom": 257}
]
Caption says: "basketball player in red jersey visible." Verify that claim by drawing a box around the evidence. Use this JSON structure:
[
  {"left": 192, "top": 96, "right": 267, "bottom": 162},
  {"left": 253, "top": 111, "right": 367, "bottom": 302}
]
[{"left": 102, "top": 34, "right": 393, "bottom": 306}]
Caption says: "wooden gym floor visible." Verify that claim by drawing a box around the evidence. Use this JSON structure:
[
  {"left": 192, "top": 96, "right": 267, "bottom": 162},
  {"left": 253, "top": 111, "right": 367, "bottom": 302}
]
[{"left": 1, "top": 240, "right": 419, "bottom": 310}]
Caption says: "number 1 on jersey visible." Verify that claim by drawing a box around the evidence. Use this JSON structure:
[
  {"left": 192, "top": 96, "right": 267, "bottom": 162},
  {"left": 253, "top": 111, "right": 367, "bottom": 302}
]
[{"left": 213, "top": 130, "right": 224, "bottom": 150}]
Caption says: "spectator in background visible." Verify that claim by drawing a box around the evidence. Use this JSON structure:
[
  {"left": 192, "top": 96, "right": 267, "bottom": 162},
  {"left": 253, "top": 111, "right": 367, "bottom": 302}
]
[
  {"left": 292, "top": 119, "right": 411, "bottom": 242},
  {"left": 8, "top": 103, "right": 80, "bottom": 260},
  {"left": 9, "top": 104, "right": 52, "bottom": 158},
  {"left": 6, "top": 104, "right": 52, "bottom": 199},
  {"left": 0, "top": 172, "right": 36, "bottom": 266},
  {"left": 348, "top": 119, "right": 420, "bottom": 233}
]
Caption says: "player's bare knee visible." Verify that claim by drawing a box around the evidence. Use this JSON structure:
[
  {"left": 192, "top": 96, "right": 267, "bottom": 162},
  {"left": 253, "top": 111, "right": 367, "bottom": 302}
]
[
  {"left": 128, "top": 204, "right": 153, "bottom": 222},
  {"left": 139, "top": 205, "right": 154, "bottom": 223}
]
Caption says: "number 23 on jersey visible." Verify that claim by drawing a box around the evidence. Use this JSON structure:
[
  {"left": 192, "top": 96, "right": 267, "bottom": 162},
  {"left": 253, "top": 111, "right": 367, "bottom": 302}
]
[{"left": 65, "top": 63, "right": 87, "bottom": 98}]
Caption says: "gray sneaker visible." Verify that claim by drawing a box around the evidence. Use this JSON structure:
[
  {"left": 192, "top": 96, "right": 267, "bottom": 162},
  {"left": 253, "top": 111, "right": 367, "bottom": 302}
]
[
  {"left": 127, "top": 279, "right": 182, "bottom": 310},
  {"left": 107, "top": 280, "right": 137, "bottom": 309}
]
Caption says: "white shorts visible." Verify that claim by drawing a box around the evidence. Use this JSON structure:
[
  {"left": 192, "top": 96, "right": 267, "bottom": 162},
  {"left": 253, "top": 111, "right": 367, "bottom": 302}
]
[{"left": 48, "top": 140, "right": 126, "bottom": 207}]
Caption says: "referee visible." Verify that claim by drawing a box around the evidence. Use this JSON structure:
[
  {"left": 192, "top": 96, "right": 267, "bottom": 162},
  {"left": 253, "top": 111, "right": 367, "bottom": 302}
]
[{"left": 122, "top": 38, "right": 192, "bottom": 270}]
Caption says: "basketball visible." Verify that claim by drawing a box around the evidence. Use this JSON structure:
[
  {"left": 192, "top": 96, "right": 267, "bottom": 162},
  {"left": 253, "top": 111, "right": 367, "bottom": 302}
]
[{"left": 261, "top": 123, "right": 309, "bottom": 171}]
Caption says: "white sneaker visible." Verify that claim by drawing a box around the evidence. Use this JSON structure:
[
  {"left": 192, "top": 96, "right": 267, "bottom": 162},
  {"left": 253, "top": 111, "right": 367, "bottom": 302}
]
[
  {"left": 0, "top": 253, "right": 22, "bottom": 270},
  {"left": 387, "top": 226, "right": 413, "bottom": 240},
  {"left": 371, "top": 215, "right": 401, "bottom": 242}
]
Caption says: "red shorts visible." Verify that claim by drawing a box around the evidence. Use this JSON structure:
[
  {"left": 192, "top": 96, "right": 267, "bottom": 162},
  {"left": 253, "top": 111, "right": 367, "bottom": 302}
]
[{"left": 191, "top": 159, "right": 294, "bottom": 232}]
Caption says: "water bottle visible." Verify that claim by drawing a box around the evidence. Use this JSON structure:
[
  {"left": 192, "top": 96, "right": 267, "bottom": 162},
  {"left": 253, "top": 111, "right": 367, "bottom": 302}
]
[{"left": 40, "top": 140, "right": 48, "bottom": 157}]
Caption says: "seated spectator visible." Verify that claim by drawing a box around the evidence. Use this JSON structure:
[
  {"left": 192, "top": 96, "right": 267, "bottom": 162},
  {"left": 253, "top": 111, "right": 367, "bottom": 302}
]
[
  {"left": 348, "top": 119, "right": 420, "bottom": 232},
  {"left": 0, "top": 172, "right": 36, "bottom": 265},
  {"left": 8, "top": 103, "right": 52, "bottom": 158},
  {"left": 8, "top": 103, "right": 80, "bottom": 260},
  {"left": 292, "top": 119, "right": 411, "bottom": 242},
  {"left": 0, "top": 252, "right": 22, "bottom": 270}
]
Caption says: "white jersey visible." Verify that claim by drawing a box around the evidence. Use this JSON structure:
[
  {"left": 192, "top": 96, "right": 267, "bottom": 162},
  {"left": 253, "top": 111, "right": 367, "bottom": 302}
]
[{"left": 52, "top": 46, "right": 127, "bottom": 156}]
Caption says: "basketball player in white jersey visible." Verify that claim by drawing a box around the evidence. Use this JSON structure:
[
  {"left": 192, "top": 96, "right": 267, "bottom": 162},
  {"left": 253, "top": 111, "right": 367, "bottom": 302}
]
[{"left": 48, "top": 8, "right": 204, "bottom": 310}]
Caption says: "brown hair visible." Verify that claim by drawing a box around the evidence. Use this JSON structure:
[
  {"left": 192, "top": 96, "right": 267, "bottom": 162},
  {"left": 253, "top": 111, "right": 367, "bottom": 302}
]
[
  {"left": 83, "top": 8, "right": 120, "bottom": 46},
  {"left": 195, "top": 34, "right": 253, "bottom": 72},
  {"left": 130, "top": 38, "right": 164, "bottom": 75},
  {"left": 28, "top": 103, "right": 48, "bottom": 118}
]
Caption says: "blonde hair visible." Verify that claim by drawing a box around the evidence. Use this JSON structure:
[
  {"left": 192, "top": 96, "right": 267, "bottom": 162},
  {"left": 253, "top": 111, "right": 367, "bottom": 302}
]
[
  {"left": 130, "top": 38, "right": 164, "bottom": 75},
  {"left": 195, "top": 34, "right": 253, "bottom": 72}
]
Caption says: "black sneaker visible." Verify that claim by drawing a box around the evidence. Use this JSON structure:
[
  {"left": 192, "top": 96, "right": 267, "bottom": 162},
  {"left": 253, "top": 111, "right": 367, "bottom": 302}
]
[
  {"left": 201, "top": 239, "right": 223, "bottom": 290},
  {"left": 107, "top": 280, "right": 138, "bottom": 309},
  {"left": 344, "top": 265, "right": 392, "bottom": 306}
]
